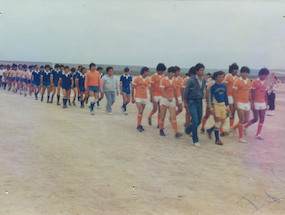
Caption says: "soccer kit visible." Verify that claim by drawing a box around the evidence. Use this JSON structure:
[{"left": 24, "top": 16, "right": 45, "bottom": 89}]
[
  {"left": 120, "top": 74, "right": 132, "bottom": 95},
  {"left": 223, "top": 73, "right": 238, "bottom": 104},
  {"left": 160, "top": 77, "right": 178, "bottom": 108},
  {"left": 251, "top": 78, "right": 268, "bottom": 110},
  {"left": 233, "top": 77, "right": 251, "bottom": 111},
  {"left": 150, "top": 73, "right": 165, "bottom": 102}
]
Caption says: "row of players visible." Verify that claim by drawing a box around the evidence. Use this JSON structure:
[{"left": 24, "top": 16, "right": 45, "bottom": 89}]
[{"left": 0, "top": 63, "right": 269, "bottom": 146}]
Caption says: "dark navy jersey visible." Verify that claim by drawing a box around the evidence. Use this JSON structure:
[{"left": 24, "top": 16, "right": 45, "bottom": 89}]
[
  {"left": 41, "top": 70, "right": 51, "bottom": 83},
  {"left": 209, "top": 82, "right": 228, "bottom": 108},
  {"left": 32, "top": 71, "right": 41, "bottom": 84},
  {"left": 51, "top": 69, "right": 62, "bottom": 83},
  {"left": 61, "top": 72, "right": 73, "bottom": 87},
  {"left": 120, "top": 74, "right": 132, "bottom": 89},
  {"left": 77, "top": 73, "right": 86, "bottom": 88}
]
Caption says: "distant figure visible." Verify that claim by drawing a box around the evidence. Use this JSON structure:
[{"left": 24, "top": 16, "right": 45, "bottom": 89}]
[
  {"left": 101, "top": 67, "right": 119, "bottom": 114},
  {"left": 59, "top": 66, "right": 73, "bottom": 109},
  {"left": 96, "top": 67, "right": 104, "bottom": 108},
  {"left": 148, "top": 63, "right": 166, "bottom": 127},
  {"left": 120, "top": 67, "right": 132, "bottom": 115},
  {"left": 184, "top": 63, "right": 206, "bottom": 147},
  {"left": 85, "top": 63, "right": 102, "bottom": 115},
  {"left": 50, "top": 64, "right": 62, "bottom": 105},
  {"left": 245, "top": 68, "right": 269, "bottom": 139},
  {"left": 174, "top": 66, "right": 183, "bottom": 116},
  {"left": 40, "top": 65, "right": 52, "bottom": 103},
  {"left": 267, "top": 72, "right": 279, "bottom": 116},
  {"left": 132, "top": 67, "right": 151, "bottom": 132},
  {"left": 76, "top": 67, "right": 87, "bottom": 108},
  {"left": 205, "top": 73, "right": 212, "bottom": 86},
  {"left": 232, "top": 66, "right": 251, "bottom": 143}
]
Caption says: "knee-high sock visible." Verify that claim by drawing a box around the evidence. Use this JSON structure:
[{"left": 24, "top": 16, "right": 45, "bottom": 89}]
[
  {"left": 172, "top": 121, "right": 178, "bottom": 133},
  {"left": 256, "top": 123, "right": 263, "bottom": 136},
  {"left": 214, "top": 127, "right": 220, "bottom": 141}
]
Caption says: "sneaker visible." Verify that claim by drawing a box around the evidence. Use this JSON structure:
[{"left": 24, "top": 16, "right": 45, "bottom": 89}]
[
  {"left": 206, "top": 128, "right": 213, "bottom": 139},
  {"left": 201, "top": 129, "right": 205, "bottom": 134},
  {"left": 215, "top": 139, "right": 224, "bottom": 145},
  {"left": 255, "top": 134, "right": 264, "bottom": 140},
  {"left": 72, "top": 101, "right": 76, "bottom": 106},
  {"left": 137, "top": 125, "right": 144, "bottom": 132},
  {"left": 175, "top": 133, "right": 182, "bottom": 138},
  {"left": 124, "top": 111, "right": 128, "bottom": 115},
  {"left": 239, "top": 138, "right": 247, "bottom": 143},
  {"left": 160, "top": 129, "right": 166, "bottom": 136},
  {"left": 271, "top": 110, "right": 275, "bottom": 116},
  {"left": 57, "top": 102, "right": 60, "bottom": 106},
  {"left": 91, "top": 109, "right": 95, "bottom": 115},
  {"left": 221, "top": 132, "right": 229, "bottom": 137},
  {"left": 267, "top": 110, "right": 273, "bottom": 116},
  {"left": 193, "top": 142, "right": 201, "bottom": 147},
  {"left": 148, "top": 118, "right": 152, "bottom": 126},
  {"left": 108, "top": 112, "right": 113, "bottom": 115}
]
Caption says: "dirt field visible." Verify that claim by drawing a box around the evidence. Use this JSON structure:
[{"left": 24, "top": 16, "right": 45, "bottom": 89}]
[{"left": 0, "top": 82, "right": 285, "bottom": 215}]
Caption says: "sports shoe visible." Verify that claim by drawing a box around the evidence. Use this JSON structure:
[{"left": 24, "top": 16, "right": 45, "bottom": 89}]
[
  {"left": 239, "top": 138, "right": 247, "bottom": 143},
  {"left": 91, "top": 109, "right": 95, "bottom": 115},
  {"left": 267, "top": 110, "right": 274, "bottom": 116},
  {"left": 160, "top": 129, "right": 166, "bottom": 136},
  {"left": 124, "top": 111, "right": 128, "bottom": 115},
  {"left": 206, "top": 128, "right": 213, "bottom": 139},
  {"left": 221, "top": 132, "right": 229, "bottom": 137},
  {"left": 215, "top": 139, "right": 223, "bottom": 145},
  {"left": 72, "top": 101, "right": 76, "bottom": 106},
  {"left": 137, "top": 125, "right": 144, "bottom": 132},
  {"left": 193, "top": 142, "right": 201, "bottom": 147},
  {"left": 148, "top": 118, "right": 152, "bottom": 126},
  {"left": 175, "top": 133, "right": 182, "bottom": 138},
  {"left": 108, "top": 112, "right": 113, "bottom": 115},
  {"left": 50, "top": 100, "right": 53, "bottom": 104},
  {"left": 57, "top": 102, "right": 60, "bottom": 106},
  {"left": 255, "top": 134, "right": 264, "bottom": 140},
  {"left": 201, "top": 129, "right": 205, "bottom": 134}
]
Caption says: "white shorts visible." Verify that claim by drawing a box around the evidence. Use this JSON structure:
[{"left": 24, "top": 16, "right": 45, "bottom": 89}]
[
  {"left": 228, "top": 96, "right": 234, "bottom": 104},
  {"left": 254, "top": 102, "right": 266, "bottom": 110},
  {"left": 160, "top": 97, "right": 176, "bottom": 108},
  {"left": 135, "top": 97, "right": 148, "bottom": 105},
  {"left": 177, "top": 96, "right": 183, "bottom": 104},
  {"left": 153, "top": 96, "right": 161, "bottom": 102},
  {"left": 237, "top": 102, "right": 251, "bottom": 111}
]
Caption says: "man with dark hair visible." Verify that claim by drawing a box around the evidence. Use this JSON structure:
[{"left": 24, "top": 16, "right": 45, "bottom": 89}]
[
  {"left": 101, "top": 67, "right": 119, "bottom": 114},
  {"left": 184, "top": 63, "right": 206, "bottom": 147}
]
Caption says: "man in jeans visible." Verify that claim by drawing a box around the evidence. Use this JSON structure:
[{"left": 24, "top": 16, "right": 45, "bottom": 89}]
[
  {"left": 184, "top": 63, "right": 206, "bottom": 147},
  {"left": 101, "top": 67, "right": 120, "bottom": 114}
]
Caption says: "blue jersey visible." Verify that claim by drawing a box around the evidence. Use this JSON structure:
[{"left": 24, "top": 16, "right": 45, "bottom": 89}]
[
  {"left": 61, "top": 72, "right": 72, "bottom": 89},
  {"left": 77, "top": 73, "right": 86, "bottom": 88},
  {"left": 120, "top": 74, "right": 132, "bottom": 89},
  {"left": 41, "top": 70, "right": 51, "bottom": 83},
  {"left": 32, "top": 71, "right": 41, "bottom": 84},
  {"left": 51, "top": 69, "right": 62, "bottom": 84},
  {"left": 209, "top": 82, "right": 228, "bottom": 108}
]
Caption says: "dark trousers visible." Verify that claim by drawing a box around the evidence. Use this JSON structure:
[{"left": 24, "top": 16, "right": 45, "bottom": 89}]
[
  {"left": 267, "top": 92, "right": 275, "bottom": 110},
  {"left": 185, "top": 99, "right": 203, "bottom": 143}
]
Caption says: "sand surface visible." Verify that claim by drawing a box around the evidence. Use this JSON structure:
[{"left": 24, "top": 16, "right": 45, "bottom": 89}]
[{"left": 1, "top": 83, "right": 285, "bottom": 215}]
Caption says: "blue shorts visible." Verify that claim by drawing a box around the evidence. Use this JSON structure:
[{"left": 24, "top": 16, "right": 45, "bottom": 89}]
[
  {"left": 79, "top": 86, "right": 85, "bottom": 93},
  {"left": 62, "top": 85, "right": 71, "bottom": 91},
  {"left": 33, "top": 82, "right": 40, "bottom": 87},
  {"left": 22, "top": 79, "right": 27, "bottom": 83},
  {"left": 122, "top": 87, "right": 131, "bottom": 95},
  {"left": 53, "top": 81, "right": 59, "bottom": 87},
  {"left": 12, "top": 77, "right": 16, "bottom": 81},
  {"left": 16, "top": 77, "right": 21, "bottom": 82},
  {"left": 43, "top": 81, "right": 51, "bottom": 87},
  {"left": 88, "top": 86, "right": 99, "bottom": 93}
]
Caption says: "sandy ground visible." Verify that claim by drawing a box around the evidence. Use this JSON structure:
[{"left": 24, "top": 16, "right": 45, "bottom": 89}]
[{"left": 0, "top": 83, "right": 285, "bottom": 215}]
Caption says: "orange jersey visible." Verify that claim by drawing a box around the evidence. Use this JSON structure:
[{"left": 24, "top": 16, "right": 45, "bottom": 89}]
[
  {"left": 175, "top": 76, "right": 183, "bottom": 97},
  {"left": 133, "top": 75, "right": 151, "bottom": 98},
  {"left": 150, "top": 73, "right": 165, "bottom": 96},
  {"left": 251, "top": 78, "right": 268, "bottom": 103},
  {"left": 160, "top": 77, "right": 178, "bottom": 98},
  {"left": 223, "top": 73, "right": 238, "bottom": 96},
  {"left": 85, "top": 70, "right": 102, "bottom": 90},
  {"left": 233, "top": 78, "right": 251, "bottom": 103},
  {"left": 182, "top": 76, "right": 190, "bottom": 88}
]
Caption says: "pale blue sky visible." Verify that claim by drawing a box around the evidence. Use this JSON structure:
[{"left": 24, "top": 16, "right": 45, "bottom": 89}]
[{"left": 1, "top": 0, "right": 285, "bottom": 69}]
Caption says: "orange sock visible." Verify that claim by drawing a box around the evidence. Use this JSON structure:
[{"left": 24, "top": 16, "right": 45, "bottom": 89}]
[
  {"left": 201, "top": 118, "right": 207, "bottom": 130},
  {"left": 148, "top": 111, "right": 154, "bottom": 119},
  {"left": 137, "top": 114, "right": 142, "bottom": 127},
  {"left": 256, "top": 123, "right": 263, "bottom": 135},
  {"left": 220, "top": 126, "right": 224, "bottom": 134},
  {"left": 238, "top": 123, "right": 243, "bottom": 138},
  {"left": 230, "top": 119, "right": 234, "bottom": 128},
  {"left": 172, "top": 121, "right": 178, "bottom": 133},
  {"left": 159, "top": 120, "right": 164, "bottom": 130},
  {"left": 157, "top": 113, "right": 161, "bottom": 126}
]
